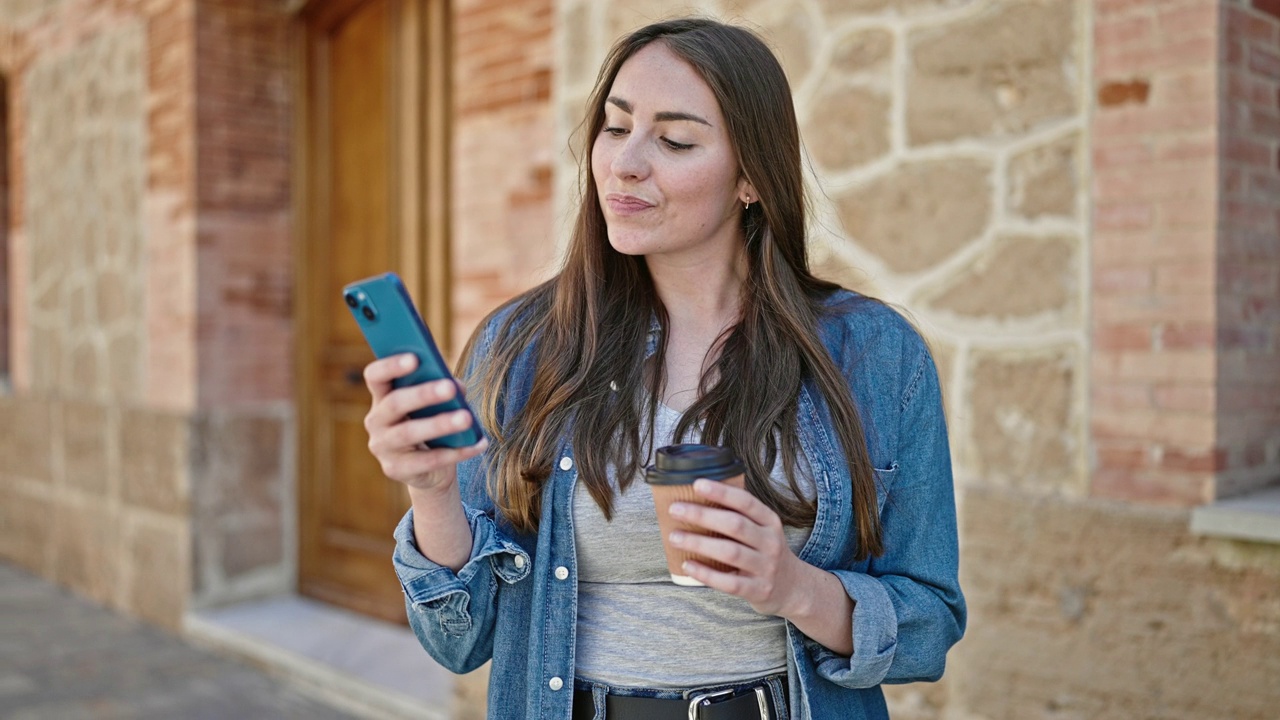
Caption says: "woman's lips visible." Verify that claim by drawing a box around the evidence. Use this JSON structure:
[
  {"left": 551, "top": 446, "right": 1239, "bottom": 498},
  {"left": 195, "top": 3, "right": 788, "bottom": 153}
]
[{"left": 605, "top": 193, "right": 654, "bottom": 216}]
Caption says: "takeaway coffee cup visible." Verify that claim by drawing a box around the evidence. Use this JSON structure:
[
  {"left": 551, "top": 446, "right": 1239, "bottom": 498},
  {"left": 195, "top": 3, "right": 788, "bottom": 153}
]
[{"left": 645, "top": 444, "right": 746, "bottom": 587}]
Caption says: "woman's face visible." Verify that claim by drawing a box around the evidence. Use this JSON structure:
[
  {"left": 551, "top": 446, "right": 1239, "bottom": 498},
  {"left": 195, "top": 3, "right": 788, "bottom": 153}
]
[{"left": 592, "top": 42, "right": 752, "bottom": 264}]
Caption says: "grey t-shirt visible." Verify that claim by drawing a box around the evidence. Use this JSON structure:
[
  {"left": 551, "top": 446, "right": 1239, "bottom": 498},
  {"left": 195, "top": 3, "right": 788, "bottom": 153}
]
[{"left": 572, "top": 402, "right": 814, "bottom": 688}]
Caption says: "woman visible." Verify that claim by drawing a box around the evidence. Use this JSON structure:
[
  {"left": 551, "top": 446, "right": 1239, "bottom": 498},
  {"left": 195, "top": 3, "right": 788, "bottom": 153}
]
[{"left": 362, "top": 17, "right": 964, "bottom": 720}]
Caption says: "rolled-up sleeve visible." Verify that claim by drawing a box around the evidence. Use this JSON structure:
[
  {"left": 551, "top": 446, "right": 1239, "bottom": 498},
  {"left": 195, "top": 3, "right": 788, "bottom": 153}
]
[
  {"left": 809, "top": 346, "right": 966, "bottom": 688},
  {"left": 393, "top": 504, "right": 531, "bottom": 673}
]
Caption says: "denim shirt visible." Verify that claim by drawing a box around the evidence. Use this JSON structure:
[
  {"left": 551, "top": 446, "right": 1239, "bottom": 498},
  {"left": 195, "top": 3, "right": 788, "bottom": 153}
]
[{"left": 392, "top": 290, "right": 966, "bottom": 720}]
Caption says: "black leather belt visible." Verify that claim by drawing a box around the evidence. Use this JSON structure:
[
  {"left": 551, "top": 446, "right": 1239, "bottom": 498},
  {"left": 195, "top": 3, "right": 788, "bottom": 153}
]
[{"left": 572, "top": 679, "right": 785, "bottom": 720}]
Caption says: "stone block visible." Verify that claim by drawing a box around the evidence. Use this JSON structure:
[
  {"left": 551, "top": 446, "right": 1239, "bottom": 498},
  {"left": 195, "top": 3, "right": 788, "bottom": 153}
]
[
  {"left": 606, "top": 0, "right": 690, "bottom": 41},
  {"left": 805, "top": 85, "right": 891, "bottom": 171},
  {"left": 60, "top": 400, "right": 112, "bottom": 496},
  {"left": 221, "top": 517, "right": 284, "bottom": 579},
  {"left": 124, "top": 516, "right": 190, "bottom": 631},
  {"left": 0, "top": 394, "right": 54, "bottom": 482},
  {"left": 757, "top": 1, "right": 817, "bottom": 85},
  {"left": 1009, "top": 133, "right": 1079, "bottom": 219},
  {"left": 922, "top": 234, "right": 1078, "bottom": 321},
  {"left": 563, "top": 2, "right": 594, "bottom": 88},
  {"left": 51, "top": 499, "right": 121, "bottom": 607},
  {"left": 836, "top": 158, "right": 991, "bottom": 273},
  {"left": 955, "top": 486, "right": 1280, "bottom": 720},
  {"left": 0, "top": 480, "right": 52, "bottom": 572},
  {"left": 816, "top": 0, "right": 978, "bottom": 21},
  {"left": 120, "top": 409, "right": 190, "bottom": 516},
  {"left": 907, "top": 1, "right": 1078, "bottom": 145},
  {"left": 189, "top": 412, "right": 284, "bottom": 518},
  {"left": 0, "top": 0, "right": 70, "bottom": 28},
  {"left": 968, "top": 347, "right": 1079, "bottom": 492},
  {"left": 830, "top": 28, "right": 894, "bottom": 76}
]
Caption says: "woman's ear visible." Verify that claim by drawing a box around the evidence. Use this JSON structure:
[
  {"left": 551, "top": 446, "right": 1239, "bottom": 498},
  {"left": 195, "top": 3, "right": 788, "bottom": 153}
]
[{"left": 737, "top": 176, "right": 758, "bottom": 207}]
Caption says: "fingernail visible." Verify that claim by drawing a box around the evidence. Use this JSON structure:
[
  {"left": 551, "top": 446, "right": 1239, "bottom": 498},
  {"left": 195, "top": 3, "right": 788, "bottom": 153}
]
[
  {"left": 669, "top": 503, "right": 686, "bottom": 517},
  {"left": 669, "top": 531, "right": 684, "bottom": 545},
  {"left": 682, "top": 561, "right": 694, "bottom": 574},
  {"left": 399, "top": 355, "right": 415, "bottom": 369},
  {"left": 453, "top": 412, "right": 470, "bottom": 428},
  {"left": 694, "top": 479, "right": 711, "bottom": 492}
]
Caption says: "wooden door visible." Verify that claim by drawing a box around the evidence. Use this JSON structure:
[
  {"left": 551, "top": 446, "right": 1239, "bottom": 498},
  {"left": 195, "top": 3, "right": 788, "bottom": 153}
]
[{"left": 295, "top": 0, "right": 451, "bottom": 622}]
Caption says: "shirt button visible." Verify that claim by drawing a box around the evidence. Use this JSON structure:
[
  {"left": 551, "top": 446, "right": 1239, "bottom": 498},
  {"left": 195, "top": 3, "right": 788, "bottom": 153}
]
[
  {"left": 513, "top": 555, "right": 526, "bottom": 570},
  {"left": 559, "top": 456, "right": 573, "bottom": 471},
  {"left": 549, "top": 676, "right": 564, "bottom": 691},
  {"left": 555, "top": 566, "right": 569, "bottom": 580}
]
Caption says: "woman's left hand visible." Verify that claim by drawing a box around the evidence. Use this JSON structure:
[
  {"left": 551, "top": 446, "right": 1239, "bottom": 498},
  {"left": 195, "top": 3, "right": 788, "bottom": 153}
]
[{"left": 668, "top": 479, "right": 809, "bottom": 619}]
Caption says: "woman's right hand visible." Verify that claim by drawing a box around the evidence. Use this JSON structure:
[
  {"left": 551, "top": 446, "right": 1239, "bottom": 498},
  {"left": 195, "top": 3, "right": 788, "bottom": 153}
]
[{"left": 363, "top": 353, "right": 489, "bottom": 493}]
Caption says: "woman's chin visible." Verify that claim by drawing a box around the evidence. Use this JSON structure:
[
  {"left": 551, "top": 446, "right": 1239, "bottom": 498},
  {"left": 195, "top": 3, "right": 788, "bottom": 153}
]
[{"left": 606, "top": 231, "right": 657, "bottom": 257}]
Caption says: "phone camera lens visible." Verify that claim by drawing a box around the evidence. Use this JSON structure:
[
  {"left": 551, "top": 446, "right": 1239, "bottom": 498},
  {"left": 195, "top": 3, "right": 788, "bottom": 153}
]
[
  {"left": 362, "top": 306, "right": 376, "bottom": 321},
  {"left": 344, "top": 293, "right": 359, "bottom": 308}
]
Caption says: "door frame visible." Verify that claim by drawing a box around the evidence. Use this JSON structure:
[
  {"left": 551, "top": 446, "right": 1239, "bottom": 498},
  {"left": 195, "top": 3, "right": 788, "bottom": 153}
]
[{"left": 290, "top": 0, "right": 451, "bottom": 614}]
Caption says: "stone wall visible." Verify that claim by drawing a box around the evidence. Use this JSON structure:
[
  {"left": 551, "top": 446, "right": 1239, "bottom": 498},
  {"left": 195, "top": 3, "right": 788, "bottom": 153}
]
[
  {"left": 556, "top": 0, "right": 1090, "bottom": 501},
  {"left": 0, "top": 0, "right": 197, "bottom": 630}
]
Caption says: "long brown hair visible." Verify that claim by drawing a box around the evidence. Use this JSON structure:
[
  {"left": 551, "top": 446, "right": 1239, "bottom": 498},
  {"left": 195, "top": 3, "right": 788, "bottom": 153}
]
[{"left": 458, "top": 18, "right": 884, "bottom": 559}]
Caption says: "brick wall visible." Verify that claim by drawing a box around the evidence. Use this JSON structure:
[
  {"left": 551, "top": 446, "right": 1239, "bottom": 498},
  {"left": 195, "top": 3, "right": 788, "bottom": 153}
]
[
  {"left": 194, "top": 0, "right": 291, "bottom": 407},
  {"left": 188, "top": 0, "right": 293, "bottom": 606},
  {"left": 1091, "top": 0, "right": 1280, "bottom": 505},
  {"left": 450, "top": 0, "right": 557, "bottom": 355},
  {"left": 1219, "top": 0, "right": 1280, "bottom": 497},
  {"left": 0, "top": 79, "right": 8, "bottom": 383},
  {"left": 1090, "top": 0, "right": 1222, "bottom": 505}
]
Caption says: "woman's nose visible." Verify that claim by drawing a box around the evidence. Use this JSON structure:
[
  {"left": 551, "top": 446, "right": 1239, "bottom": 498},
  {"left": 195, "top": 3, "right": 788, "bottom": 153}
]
[{"left": 610, "top": 136, "right": 650, "bottom": 180}]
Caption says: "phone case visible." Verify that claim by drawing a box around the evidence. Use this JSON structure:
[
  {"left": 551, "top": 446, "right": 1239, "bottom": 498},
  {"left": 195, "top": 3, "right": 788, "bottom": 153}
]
[{"left": 343, "top": 272, "right": 484, "bottom": 449}]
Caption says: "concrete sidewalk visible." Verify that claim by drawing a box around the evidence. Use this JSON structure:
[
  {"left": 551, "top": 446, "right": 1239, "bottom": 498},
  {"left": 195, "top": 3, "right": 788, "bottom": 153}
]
[{"left": 0, "top": 562, "right": 359, "bottom": 720}]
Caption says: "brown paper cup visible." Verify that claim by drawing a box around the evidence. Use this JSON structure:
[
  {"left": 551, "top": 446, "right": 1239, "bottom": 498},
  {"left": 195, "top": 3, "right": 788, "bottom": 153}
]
[{"left": 650, "top": 473, "right": 745, "bottom": 586}]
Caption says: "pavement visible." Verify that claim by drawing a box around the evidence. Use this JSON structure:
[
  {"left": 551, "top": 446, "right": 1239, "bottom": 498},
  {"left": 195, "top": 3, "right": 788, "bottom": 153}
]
[{"left": 0, "top": 562, "right": 360, "bottom": 720}]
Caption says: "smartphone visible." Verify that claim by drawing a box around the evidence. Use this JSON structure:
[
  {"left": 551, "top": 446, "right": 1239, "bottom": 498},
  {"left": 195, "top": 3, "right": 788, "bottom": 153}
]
[{"left": 343, "top": 272, "right": 484, "bottom": 449}]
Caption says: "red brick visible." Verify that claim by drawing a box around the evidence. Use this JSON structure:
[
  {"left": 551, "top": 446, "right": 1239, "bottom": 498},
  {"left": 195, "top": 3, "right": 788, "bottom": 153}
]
[
  {"left": 1157, "top": 3, "right": 1219, "bottom": 41},
  {"left": 1225, "top": 136, "right": 1274, "bottom": 166},
  {"left": 1098, "top": 79, "right": 1152, "bottom": 107},
  {"left": 1091, "top": 467, "right": 1212, "bottom": 506},
  {"left": 1093, "top": 140, "right": 1155, "bottom": 168},
  {"left": 1093, "top": 230, "right": 1215, "bottom": 265},
  {"left": 1221, "top": 264, "right": 1280, "bottom": 294},
  {"left": 1156, "top": 194, "right": 1217, "bottom": 228},
  {"left": 1255, "top": 0, "right": 1280, "bottom": 23},
  {"left": 1161, "top": 322, "right": 1217, "bottom": 350},
  {"left": 1154, "top": 134, "right": 1215, "bottom": 161},
  {"left": 1094, "top": 321, "right": 1155, "bottom": 350},
  {"left": 1095, "top": 165, "right": 1216, "bottom": 202},
  {"left": 1227, "top": 4, "right": 1278, "bottom": 43},
  {"left": 1096, "top": 15, "right": 1155, "bottom": 48},
  {"left": 1095, "top": 201, "right": 1154, "bottom": 231},
  {"left": 1092, "top": 382, "right": 1155, "bottom": 411},
  {"left": 1153, "top": 383, "right": 1216, "bottom": 412},
  {"left": 1155, "top": 261, "right": 1215, "bottom": 294},
  {"left": 1160, "top": 446, "right": 1228, "bottom": 472},
  {"left": 1096, "top": 441, "right": 1152, "bottom": 471},
  {"left": 1090, "top": 349, "right": 1216, "bottom": 382},
  {"left": 1093, "top": 102, "right": 1216, "bottom": 136},
  {"left": 1095, "top": 35, "right": 1217, "bottom": 76},
  {"left": 1251, "top": 46, "right": 1280, "bottom": 81}
]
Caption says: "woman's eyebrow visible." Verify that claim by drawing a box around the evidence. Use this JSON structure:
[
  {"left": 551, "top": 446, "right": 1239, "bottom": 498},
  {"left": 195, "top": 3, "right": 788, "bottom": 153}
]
[{"left": 606, "top": 96, "right": 712, "bottom": 127}]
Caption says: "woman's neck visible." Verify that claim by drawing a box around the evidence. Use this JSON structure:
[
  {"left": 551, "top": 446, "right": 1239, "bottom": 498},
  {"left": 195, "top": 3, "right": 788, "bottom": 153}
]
[{"left": 646, "top": 247, "right": 748, "bottom": 331}]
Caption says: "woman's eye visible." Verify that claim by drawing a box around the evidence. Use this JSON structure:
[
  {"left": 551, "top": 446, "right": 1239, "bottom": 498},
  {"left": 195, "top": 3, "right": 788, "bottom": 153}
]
[
  {"left": 662, "top": 137, "right": 693, "bottom": 151},
  {"left": 603, "top": 126, "right": 628, "bottom": 137}
]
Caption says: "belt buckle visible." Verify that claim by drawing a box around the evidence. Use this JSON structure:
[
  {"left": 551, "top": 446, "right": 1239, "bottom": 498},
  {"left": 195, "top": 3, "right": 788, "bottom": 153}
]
[
  {"left": 686, "top": 688, "right": 732, "bottom": 720},
  {"left": 685, "top": 685, "right": 772, "bottom": 720}
]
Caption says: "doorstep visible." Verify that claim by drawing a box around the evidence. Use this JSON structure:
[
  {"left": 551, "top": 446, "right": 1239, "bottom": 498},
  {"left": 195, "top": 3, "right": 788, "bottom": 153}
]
[{"left": 184, "top": 594, "right": 454, "bottom": 720}]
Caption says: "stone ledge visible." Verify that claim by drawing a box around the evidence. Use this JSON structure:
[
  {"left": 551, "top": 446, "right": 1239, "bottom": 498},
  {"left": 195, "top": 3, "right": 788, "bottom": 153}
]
[
  {"left": 1190, "top": 484, "right": 1280, "bottom": 544},
  {"left": 184, "top": 594, "right": 453, "bottom": 720}
]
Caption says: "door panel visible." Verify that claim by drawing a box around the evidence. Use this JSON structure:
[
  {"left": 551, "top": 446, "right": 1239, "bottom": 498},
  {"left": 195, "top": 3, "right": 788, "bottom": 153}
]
[{"left": 297, "top": 0, "right": 450, "bottom": 623}]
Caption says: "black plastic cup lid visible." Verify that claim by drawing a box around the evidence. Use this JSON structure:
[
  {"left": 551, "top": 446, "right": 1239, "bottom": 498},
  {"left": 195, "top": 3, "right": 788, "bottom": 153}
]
[{"left": 644, "top": 444, "right": 745, "bottom": 485}]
